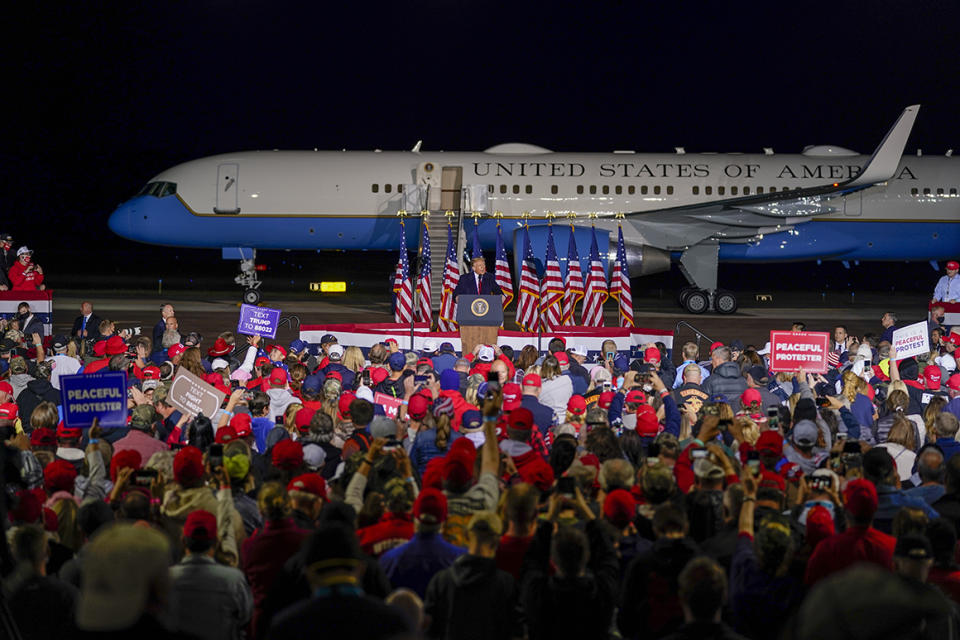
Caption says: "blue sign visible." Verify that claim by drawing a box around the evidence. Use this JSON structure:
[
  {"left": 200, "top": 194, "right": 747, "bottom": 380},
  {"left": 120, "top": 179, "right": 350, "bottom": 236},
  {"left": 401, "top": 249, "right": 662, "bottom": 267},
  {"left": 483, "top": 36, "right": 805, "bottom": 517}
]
[
  {"left": 59, "top": 371, "right": 128, "bottom": 429},
  {"left": 238, "top": 304, "right": 282, "bottom": 339}
]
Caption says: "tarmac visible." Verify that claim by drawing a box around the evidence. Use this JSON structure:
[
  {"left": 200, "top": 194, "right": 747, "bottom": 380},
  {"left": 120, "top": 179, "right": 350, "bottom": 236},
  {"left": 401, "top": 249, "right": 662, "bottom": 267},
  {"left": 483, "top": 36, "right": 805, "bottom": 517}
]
[{"left": 48, "top": 287, "right": 934, "bottom": 360}]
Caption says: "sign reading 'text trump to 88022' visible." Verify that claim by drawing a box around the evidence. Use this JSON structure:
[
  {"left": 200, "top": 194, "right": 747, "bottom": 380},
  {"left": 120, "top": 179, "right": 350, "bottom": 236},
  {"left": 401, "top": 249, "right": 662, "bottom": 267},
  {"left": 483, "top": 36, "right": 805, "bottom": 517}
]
[
  {"left": 238, "top": 304, "right": 282, "bottom": 339},
  {"left": 768, "top": 331, "right": 831, "bottom": 373}
]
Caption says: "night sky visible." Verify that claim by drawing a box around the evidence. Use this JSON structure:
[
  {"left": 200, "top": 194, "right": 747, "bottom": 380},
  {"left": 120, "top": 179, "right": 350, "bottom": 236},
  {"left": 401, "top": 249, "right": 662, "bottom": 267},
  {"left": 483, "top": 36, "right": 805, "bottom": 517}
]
[{"left": 5, "top": 2, "right": 959, "bottom": 293}]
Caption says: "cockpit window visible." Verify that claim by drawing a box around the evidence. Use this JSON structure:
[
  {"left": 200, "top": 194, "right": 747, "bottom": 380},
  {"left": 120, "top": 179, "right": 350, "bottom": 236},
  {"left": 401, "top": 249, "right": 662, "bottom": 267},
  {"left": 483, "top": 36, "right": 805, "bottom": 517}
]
[{"left": 137, "top": 181, "right": 177, "bottom": 198}]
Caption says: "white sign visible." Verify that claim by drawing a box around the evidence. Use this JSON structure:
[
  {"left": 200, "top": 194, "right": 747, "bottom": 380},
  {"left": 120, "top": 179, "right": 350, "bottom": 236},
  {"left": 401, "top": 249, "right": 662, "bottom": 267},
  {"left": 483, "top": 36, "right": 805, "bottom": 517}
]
[
  {"left": 169, "top": 368, "right": 226, "bottom": 419},
  {"left": 892, "top": 320, "right": 930, "bottom": 361}
]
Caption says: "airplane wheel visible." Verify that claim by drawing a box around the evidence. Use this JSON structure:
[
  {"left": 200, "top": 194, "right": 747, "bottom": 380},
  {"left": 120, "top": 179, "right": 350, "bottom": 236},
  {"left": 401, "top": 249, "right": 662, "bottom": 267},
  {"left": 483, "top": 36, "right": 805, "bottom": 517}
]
[
  {"left": 683, "top": 289, "right": 710, "bottom": 314},
  {"left": 678, "top": 287, "right": 695, "bottom": 307},
  {"left": 243, "top": 289, "right": 261, "bottom": 305},
  {"left": 714, "top": 290, "right": 738, "bottom": 314}
]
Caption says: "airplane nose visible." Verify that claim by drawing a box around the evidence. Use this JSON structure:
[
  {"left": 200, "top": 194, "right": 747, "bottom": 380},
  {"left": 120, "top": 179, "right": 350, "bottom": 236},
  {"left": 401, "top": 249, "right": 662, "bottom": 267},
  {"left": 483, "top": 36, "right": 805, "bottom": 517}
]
[{"left": 108, "top": 202, "right": 133, "bottom": 239}]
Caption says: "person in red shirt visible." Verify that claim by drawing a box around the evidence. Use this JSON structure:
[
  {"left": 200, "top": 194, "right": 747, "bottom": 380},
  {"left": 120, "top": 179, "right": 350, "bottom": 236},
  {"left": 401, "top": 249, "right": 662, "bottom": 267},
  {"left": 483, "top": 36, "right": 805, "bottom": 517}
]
[
  {"left": 356, "top": 477, "right": 416, "bottom": 557},
  {"left": 805, "top": 478, "right": 896, "bottom": 585},
  {"left": 7, "top": 246, "right": 45, "bottom": 291}
]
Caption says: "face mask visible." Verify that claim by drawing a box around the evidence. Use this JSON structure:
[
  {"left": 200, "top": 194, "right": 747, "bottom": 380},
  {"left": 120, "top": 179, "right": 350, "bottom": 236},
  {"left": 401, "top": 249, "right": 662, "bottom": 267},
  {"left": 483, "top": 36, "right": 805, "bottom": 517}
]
[
  {"left": 621, "top": 413, "right": 637, "bottom": 430},
  {"left": 21, "top": 256, "right": 31, "bottom": 265},
  {"left": 936, "top": 315, "right": 945, "bottom": 323}
]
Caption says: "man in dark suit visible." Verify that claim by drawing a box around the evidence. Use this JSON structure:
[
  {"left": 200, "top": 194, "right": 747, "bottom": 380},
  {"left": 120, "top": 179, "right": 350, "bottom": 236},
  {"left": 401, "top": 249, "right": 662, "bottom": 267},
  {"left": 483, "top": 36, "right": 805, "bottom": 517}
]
[
  {"left": 452, "top": 256, "right": 502, "bottom": 299},
  {"left": 153, "top": 303, "right": 175, "bottom": 347},
  {"left": 71, "top": 301, "right": 102, "bottom": 341}
]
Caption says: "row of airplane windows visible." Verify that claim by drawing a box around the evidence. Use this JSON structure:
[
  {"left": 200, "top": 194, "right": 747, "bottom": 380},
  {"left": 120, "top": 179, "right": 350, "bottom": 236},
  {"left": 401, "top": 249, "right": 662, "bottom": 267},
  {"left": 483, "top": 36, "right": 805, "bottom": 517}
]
[{"left": 370, "top": 183, "right": 960, "bottom": 197}]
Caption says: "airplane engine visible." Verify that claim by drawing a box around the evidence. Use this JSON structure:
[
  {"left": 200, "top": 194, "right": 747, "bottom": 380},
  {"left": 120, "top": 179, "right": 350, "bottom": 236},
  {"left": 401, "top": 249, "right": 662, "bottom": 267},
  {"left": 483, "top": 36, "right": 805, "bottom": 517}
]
[{"left": 618, "top": 242, "right": 672, "bottom": 278}]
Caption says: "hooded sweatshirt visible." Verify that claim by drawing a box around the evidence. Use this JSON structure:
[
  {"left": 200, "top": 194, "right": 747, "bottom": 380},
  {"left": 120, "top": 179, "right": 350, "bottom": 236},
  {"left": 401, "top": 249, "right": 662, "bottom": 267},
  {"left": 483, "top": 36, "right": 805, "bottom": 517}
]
[{"left": 424, "top": 554, "right": 520, "bottom": 640}]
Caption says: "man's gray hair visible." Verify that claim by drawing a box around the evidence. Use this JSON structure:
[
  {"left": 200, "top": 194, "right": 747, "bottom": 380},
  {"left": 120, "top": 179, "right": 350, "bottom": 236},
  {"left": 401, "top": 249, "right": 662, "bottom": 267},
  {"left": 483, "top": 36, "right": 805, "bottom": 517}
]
[{"left": 161, "top": 330, "right": 181, "bottom": 349}]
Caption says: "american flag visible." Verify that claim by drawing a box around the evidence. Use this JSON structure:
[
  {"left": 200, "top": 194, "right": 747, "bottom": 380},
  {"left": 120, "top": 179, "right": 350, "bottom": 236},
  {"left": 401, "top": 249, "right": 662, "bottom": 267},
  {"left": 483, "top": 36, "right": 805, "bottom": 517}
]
[
  {"left": 610, "top": 224, "right": 634, "bottom": 327},
  {"left": 393, "top": 220, "right": 414, "bottom": 323},
  {"left": 540, "top": 225, "right": 564, "bottom": 332},
  {"left": 562, "top": 228, "right": 584, "bottom": 325},
  {"left": 471, "top": 219, "right": 482, "bottom": 259},
  {"left": 580, "top": 225, "right": 608, "bottom": 327},
  {"left": 495, "top": 220, "right": 514, "bottom": 310},
  {"left": 438, "top": 223, "right": 460, "bottom": 332},
  {"left": 515, "top": 225, "right": 541, "bottom": 332},
  {"left": 415, "top": 220, "right": 432, "bottom": 325}
]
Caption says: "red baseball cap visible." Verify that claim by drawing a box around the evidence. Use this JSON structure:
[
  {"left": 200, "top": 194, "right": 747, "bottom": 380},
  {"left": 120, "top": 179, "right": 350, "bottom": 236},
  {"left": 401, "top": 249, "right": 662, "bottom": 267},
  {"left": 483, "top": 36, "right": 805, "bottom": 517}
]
[
  {"left": 337, "top": 393, "right": 355, "bottom": 419},
  {"left": 173, "top": 446, "right": 205, "bottom": 485},
  {"left": 56, "top": 421, "right": 81, "bottom": 440},
  {"left": 502, "top": 382, "right": 522, "bottom": 410},
  {"left": 269, "top": 368, "right": 288, "bottom": 387},
  {"left": 567, "top": 395, "right": 587, "bottom": 416},
  {"left": 30, "top": 428, "right": 56, "bottom": 448},
  {"left": 93, "top": 340, "right": 107, "bottom": 357},
  {"left": 271, "top": 439, "right": 304, "bottom": 471},
  {"left": 287, "top": 473, "right": 326, "bottom": 498},
  {"left": 604, "top": 489, "right": 637, "bottom": 529},
  {"left": 229, "top": 413, "right": 253, "bottom": 438},
  {"left": 168, "top": 343, "right": 186, "bottom": 359},
  {"left": 183, "top": 509, "right": 218, "bottom": 542},
  {"left": 756, "top": 430, "right": 784, "bottom": 457},
  {"left": 422, "top": 457, "right": 445, "bottom": 491},
  {"left": 554, "top": 351, "right": 569, "bottom": 366},
  {"left": 644, "top": 347, "right": 661, "bottom": 363},
  {"left": 507, "top": 407, "right": 534, "bottom": 432},
  {"left": 0, "top": 381, "right": 13, "bottom": 396},
  {"left": 268, "top": 344, "right": 287, "bottom": 358},
  {"left": 105, "top": 335, "right": 127, "bottom": 355},
  {"left": 369, "top": 367, "right": 388, "bottom": 386},
  {"left": 44, "top": 460, "right": 78, "bottom": 494},
  {"left": 598, "top": 391, "right": 616, "bottom": 410},
  {"left": 326, "top": 371, "right": 343, "bottom": 384},
  {"left": 947, "top": 260, "right": 959, "bottom": 270},
  {"left": 521, "top": 373, "right": 542, "bottom": 388},
  {"left": 408, "top": 394, "right": 430, "bottom": 420},
  {"left": 215, "top": 426, "right": 238, "bottom": 444},
  {"left": 442, "top": 451, "right": 474, "bottom": 487},
  {"left": 414, "top": 487, "right": 448, "bottom": 524},
  {"left": 949, "top": 374, "right": 960, "bottom": 392},
  {"left": 294, "top": 407, "right": 316, "bottom": 433},
  {"left": 254, "top": 356, "right": 270, "bottom": 368},
  {"left": 109, "top": 449, "right": 142, "bottom": 483},
  {"left": 624, "top": 389, "right": 646, "bottom": 405},
  {"left": 635, "top": 404, "right": 659, "bottom": 434},
  {"left": 709, "top": 341, "right": 724, "bottom": 352},
  {"left": 741, "top": 388, "right": 763, "bottom": 406},
  {"left": 844, "top": 478, "right": 879, "bottom": 520},
  {"left": 924, "top": 365, "right": 943, "bottom": 390},
  {"left": 519, "top": 457, "right": 555, "bottom": 493},
  {"left": 0, "top": 403, "right": 19, "bottom": 421},
  {"left": 141, "top": 365, "right": 161, "bottom": 380},
  {"left": 806, "top": 505, "right": 835, "bottom": 548}
]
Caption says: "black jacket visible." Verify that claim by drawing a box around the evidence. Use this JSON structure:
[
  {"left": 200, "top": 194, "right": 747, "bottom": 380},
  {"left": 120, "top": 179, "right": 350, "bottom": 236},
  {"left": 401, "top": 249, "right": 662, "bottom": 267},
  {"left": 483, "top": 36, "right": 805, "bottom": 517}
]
[
  {"left": 521, "top": 519, "right": 620, "bottom": 640},
  {"left": 266, "top": 587, "right": 409, "bottom": 640},
  {"left": 661, "top": 621, "right": 750, "bottom": 640},
  {"left": 17, "top": 378, "right": 61, "bottom": 424},
  {"left": 453, "top": 271, "right": 503, "bottom": 299},
  {"left": 425, "top": 555, "right": 520, "bottom": 640},
  {"left": 72, "top": 313, "right": 103, "bottom": 339},
  {"left": 618, "top": 536, "right": 701, "bottom": 639}
]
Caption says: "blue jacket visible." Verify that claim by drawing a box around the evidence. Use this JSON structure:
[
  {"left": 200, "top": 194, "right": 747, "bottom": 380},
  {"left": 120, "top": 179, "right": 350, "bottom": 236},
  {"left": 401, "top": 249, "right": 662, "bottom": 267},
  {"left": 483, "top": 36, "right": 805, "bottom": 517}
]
[
  {"left": 564, "top": 370, "right": 587, "bottom": 396},
  {"left": 379, "top": 532, "right": 465, "bottom": 598},
  {"left": 522, "top": 395, "right": 555, "bottom": 436},
  {"left": 409, "top": 428, "right": 461, "bottom": 477},
  {"left": 873, "top": 483, "right": 939, "bottom": 534},
  {"left": 938, "top": 437, "right": 960, "bottom": 463},
  {"left": 432, "top": 353, "right": 458, "bottom": 374}
]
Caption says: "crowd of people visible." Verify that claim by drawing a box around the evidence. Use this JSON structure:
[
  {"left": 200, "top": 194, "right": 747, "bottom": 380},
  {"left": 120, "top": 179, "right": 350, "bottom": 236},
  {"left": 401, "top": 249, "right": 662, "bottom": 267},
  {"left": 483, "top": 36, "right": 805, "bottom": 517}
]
[{"left": 1, "top": 288, "right": 960, "bottom": 640}]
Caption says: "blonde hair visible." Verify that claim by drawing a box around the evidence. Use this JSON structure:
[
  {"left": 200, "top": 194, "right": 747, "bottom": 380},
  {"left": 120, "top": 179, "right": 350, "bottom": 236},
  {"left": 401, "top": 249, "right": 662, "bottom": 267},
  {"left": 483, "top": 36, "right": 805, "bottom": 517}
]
[
  {"left": 540, "top": 356, "right": 561, "bottom": 381},
  {"left": 180, "top": 347, "right": 206, "bottom": 379},
  {"left": 29, "top": 401, "right": 59, "bottom": 430},
  {"left": 342, "top": 346, "right": 365, "bottom": 373},
  {"left": 736, "top": 416, "right": 760, "bottom": 446},
  {"left": 842, "top": 370, "right": 864, "bottom": 403},
  {"left": 258, "top": 482, "right": 291, "bottom": 521},
  {"left": 284, "top": 402, "right": 304, "bottom": 434},
  {"left": 51, "top": 499, "right": 82, "bottom": 552},
  {"left": 925, "top": 396, "right": 947, "bottom": 436},
  {"left": 887, "top": 414, "right": 916, "bottom": 451}
]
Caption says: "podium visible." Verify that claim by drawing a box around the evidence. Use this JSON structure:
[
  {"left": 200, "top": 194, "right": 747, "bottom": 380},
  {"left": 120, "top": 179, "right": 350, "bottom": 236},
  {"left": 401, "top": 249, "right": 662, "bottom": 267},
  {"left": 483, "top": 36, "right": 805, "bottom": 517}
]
[{"left": 457, "top": 295, "right": 502, "bottom": 356}]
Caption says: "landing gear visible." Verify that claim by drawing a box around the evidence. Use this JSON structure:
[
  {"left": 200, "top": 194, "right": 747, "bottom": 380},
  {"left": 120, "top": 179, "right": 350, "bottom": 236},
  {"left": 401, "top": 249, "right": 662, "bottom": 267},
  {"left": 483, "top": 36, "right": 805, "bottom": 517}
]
[
  {"left": 683, "top": 289, "right": 710, "bottom": 314},
  {"left": 235, "top": 257, "right": 262, "bottom": 305},
  {"left": 714, "top": 289, "right": 738, "bottom": 314},
  {"left": 677, "top": 242, "right": 738, "bottom": 314}
]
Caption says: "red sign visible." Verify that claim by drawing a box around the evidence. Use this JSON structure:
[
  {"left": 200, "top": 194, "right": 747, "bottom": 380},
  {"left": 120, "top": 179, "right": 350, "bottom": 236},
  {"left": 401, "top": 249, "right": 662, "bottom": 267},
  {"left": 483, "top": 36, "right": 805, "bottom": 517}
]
[
  {"left": 374, "top": 392, "right": 403, "bottom": 419},
  {"left": 768, "top": 331, "right": 831, "bottom": 373}
]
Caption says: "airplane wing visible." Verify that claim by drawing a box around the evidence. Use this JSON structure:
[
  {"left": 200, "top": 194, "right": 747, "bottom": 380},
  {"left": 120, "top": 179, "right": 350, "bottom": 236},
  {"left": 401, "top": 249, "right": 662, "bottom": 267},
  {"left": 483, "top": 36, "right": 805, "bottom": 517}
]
[{"left": 617, "top": 105, "right": 919, "bottom": 250}]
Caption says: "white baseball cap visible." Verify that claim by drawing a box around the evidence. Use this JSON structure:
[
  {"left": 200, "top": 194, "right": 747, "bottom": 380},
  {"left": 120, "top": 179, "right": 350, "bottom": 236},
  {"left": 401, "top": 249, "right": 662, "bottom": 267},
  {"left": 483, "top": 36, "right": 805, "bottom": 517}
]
[
  {"left": 422, "top": 339, "right": 438, "bottom": 354},
  {"left": 478, "top": 345, "right": 495, "bottom": 362},
  {"left": 570, "top": 345, "right": 588, "bottom": 357},
  {"left": 328, "top": 344, "right": 345, "bottom": 359},
  {"left": 16, "top": 246, "right": 31, "bottom": 256},
  {"left": 757, "top": 341, "right": 771, "bottom": 356}
]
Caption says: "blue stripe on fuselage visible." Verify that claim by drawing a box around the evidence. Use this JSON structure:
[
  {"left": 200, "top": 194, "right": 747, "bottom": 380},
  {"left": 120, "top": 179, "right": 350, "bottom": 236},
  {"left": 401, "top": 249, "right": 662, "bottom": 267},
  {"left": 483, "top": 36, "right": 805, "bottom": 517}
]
[{"left": 109, "top": 195, "right": 958, "bottom": 262}]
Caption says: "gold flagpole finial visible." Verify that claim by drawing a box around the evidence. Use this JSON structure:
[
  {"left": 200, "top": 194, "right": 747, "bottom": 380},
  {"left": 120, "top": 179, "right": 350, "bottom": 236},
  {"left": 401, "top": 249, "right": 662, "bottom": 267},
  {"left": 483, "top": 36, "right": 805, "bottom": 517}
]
[
  {"left": 397, "top": 209, "right": 408, "bottom": 218},
  {"left": 587, "top": 212, "right": 598, "bottom": 220},
  {"left": 545, "top": 211, "right": 556, "bottom": 223},
  {"left": 493, "top": 210, "right": 504, "bottom": 219},
  {"left": 470, "top": 210, "right": 481, "bottom": 220},
  {"left": 443, "top": 210, "right": 454, "bottom": 218},
  {"left": 615, "top": 211, "right": 625, "bottom": 220}
]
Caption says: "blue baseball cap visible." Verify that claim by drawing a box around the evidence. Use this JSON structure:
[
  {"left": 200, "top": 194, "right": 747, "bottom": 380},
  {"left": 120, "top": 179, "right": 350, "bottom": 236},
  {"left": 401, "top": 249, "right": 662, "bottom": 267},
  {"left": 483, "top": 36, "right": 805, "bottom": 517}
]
[
  {"left": 301, "top": 373, "right": 324, "bottom": 395},
  {"left": 289, "top": 339, "right": 309, "bottom": 354},
  {"left": 439, "top": 342, "right": 456, "bottom": 354},
  {"left": 462, "top": 410, "right": 482, "bottom": 431},
  {"left": 388, "top": 352, "right": 406, "bottom": 371}
]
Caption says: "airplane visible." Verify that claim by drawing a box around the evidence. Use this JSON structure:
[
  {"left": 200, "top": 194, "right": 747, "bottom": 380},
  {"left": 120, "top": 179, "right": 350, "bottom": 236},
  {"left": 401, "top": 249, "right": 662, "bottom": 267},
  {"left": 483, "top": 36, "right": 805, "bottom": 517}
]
[{"left": 108, "top": 104, "right": 960, "bottom": 314}]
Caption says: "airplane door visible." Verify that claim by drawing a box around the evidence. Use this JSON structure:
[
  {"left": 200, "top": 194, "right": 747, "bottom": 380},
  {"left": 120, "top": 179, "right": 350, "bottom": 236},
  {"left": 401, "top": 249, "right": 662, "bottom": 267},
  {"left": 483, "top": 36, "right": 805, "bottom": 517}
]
[
  {"left": 843, "top": 192, "right": 861, "bottom": 217},
  {"left": 215, "top": 163, "right": 240, "bottom": 214},
  {"left": 417, "top": 161, "right": 442, "bottom": 211},
  {"left": 441, "top": 167, "right": 463, "bottom": 212}
]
